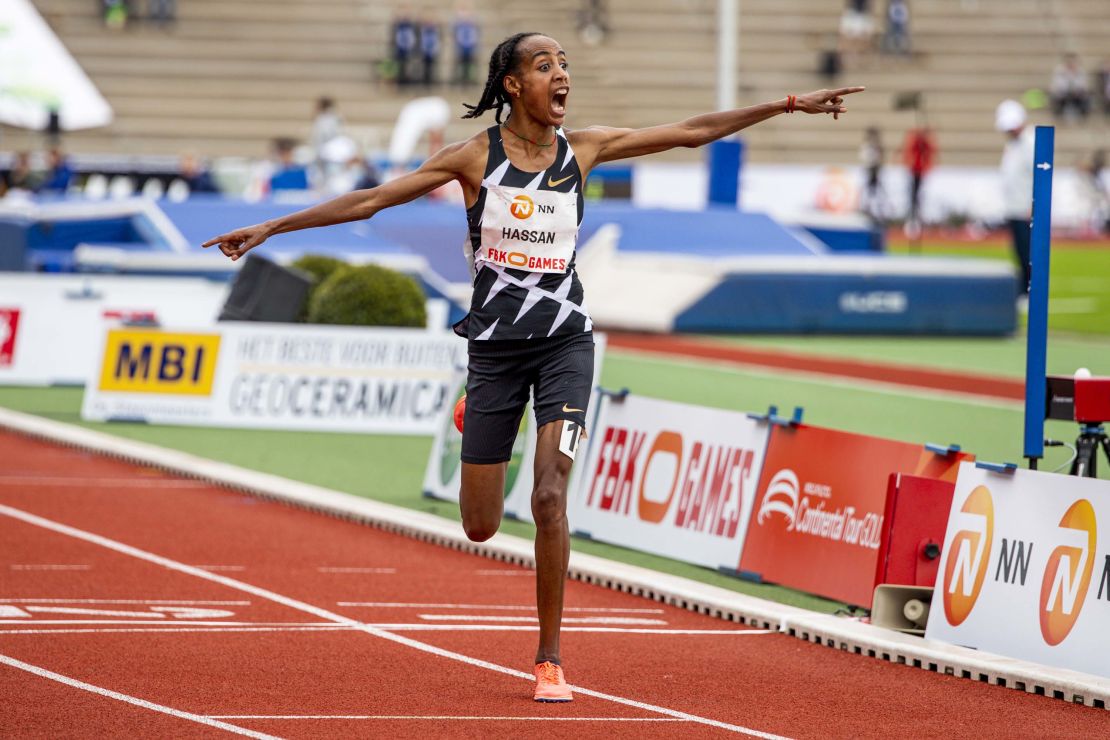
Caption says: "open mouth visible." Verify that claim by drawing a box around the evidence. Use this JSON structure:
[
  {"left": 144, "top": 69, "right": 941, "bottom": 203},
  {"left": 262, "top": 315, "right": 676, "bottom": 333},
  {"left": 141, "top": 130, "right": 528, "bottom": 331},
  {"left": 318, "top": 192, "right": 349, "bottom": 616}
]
[{"left": 551, "top": 88, "right": 569, "bottom": 116}]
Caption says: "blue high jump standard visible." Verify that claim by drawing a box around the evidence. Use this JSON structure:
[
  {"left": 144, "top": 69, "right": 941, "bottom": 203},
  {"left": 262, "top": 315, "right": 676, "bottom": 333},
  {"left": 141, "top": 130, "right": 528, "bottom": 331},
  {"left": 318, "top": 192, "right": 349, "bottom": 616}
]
[{"left": 1023, "top": 126, "right": 1054, "bottom": 469}]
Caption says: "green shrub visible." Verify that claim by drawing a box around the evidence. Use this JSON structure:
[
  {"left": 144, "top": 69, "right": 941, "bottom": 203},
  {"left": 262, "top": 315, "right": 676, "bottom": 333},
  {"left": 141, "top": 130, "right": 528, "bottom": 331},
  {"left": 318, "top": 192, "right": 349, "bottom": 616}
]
[
  {"left": 291, "top": 254, "right": 346, "bottom": 285},
  {"left": 290, "top": 254, "right": 347, "bottom": 321},
  {"left": 307, "top": 263, "right": 426, "bottom": 327}
]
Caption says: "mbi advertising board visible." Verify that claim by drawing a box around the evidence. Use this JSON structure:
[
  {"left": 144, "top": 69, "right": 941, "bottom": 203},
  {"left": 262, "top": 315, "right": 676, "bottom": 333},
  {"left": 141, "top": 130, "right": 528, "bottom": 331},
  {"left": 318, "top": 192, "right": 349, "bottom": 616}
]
[
  {"left": 926, "top": 463, "right": 1110, "bottom": 679},
  {"left": 738, "top": 425, "right": 970, "bottom": 606},
  {"left": 82, "top": 323, "right": 466, "bottom": 435},
  {"left": 567, "top": 394, "right": 771, "bottom": 570}
]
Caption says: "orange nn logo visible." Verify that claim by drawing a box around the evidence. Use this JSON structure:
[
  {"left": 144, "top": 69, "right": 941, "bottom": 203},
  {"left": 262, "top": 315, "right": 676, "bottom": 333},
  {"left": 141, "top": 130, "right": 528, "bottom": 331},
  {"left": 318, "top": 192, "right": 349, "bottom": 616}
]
[
  {"left": 942, "top": 485, "right": 994, "bottom": 626},
  {"left": 510, "top": 194, "right": 534, "bottom": 219},
  {"left": 1039, "top": 499, "right": 1097, "bottom": 646}
]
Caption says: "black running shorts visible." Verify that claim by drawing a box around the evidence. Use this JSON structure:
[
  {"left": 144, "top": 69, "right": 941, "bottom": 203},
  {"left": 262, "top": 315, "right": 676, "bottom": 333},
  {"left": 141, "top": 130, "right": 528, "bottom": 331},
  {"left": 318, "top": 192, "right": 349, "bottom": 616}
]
[{"left": 461, "top": 332, "right": 594, "bottom": 465}]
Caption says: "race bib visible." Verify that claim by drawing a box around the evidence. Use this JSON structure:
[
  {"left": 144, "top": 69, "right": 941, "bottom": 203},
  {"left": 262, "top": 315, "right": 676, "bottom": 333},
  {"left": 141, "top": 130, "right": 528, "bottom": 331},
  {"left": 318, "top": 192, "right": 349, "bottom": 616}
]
[{"left": 478, "top": 183, "right": 578, "bottom": 274}]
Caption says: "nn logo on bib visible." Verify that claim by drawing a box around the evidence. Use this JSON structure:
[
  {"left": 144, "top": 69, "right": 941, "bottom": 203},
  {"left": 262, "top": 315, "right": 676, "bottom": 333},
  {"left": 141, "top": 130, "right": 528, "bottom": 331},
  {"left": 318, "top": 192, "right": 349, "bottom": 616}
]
[
  {"left": 942, "top": 485, "right": 994, "bottom": 626},
  {"left": 510, "top": 194, "right": 534, "bottom": 219},
  {"left": 1039, "top": 499, "right": 1097, "bottom": 646}
]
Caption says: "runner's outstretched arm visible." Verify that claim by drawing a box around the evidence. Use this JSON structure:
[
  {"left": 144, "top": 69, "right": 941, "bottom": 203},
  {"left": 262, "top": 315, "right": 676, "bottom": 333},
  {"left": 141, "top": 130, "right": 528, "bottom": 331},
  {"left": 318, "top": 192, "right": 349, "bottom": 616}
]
[
  {"left": 571, "top": 87, "right": 865, "bottom": 172},
  {"left": 201, "top": 137, "right": 484, "bottom": 261}
]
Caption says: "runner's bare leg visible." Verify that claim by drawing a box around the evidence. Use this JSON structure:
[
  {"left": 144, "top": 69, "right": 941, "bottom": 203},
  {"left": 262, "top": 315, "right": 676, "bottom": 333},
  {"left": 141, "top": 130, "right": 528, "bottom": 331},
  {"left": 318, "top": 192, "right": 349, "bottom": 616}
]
[
  {"left": 460, "top": 462, "right": 506, "bottom": 542},
  {"left": 531, "top": 421, "right": 573, "bottom": 664}
]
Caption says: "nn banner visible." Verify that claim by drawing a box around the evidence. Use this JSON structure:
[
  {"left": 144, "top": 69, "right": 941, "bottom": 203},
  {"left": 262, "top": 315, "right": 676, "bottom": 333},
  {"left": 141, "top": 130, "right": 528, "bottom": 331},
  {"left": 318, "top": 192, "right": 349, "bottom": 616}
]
[{"left": 926, "top": 463, "right": 1110, "bottom": 679}]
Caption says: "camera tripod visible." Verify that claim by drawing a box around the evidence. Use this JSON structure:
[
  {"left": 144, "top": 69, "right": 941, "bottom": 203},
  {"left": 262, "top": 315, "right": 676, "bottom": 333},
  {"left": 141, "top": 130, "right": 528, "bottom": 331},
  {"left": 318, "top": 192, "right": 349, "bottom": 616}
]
[{"left": 1070, "top": 424, "right": 1110, "bottom": 478}]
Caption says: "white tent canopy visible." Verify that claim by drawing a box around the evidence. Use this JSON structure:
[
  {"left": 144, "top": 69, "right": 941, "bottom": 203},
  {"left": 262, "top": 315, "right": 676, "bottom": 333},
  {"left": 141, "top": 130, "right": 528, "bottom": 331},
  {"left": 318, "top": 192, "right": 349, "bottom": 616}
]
[{"left": 0, "top": 0, "right": 113, "bottom": 131}]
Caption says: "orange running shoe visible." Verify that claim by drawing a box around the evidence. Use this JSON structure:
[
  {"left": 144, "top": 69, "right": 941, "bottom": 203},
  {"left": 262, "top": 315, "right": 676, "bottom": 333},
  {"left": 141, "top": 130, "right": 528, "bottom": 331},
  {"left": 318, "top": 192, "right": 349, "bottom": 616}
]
[{"left": 533, "top": 661, "right": 573, "bottom": 702}]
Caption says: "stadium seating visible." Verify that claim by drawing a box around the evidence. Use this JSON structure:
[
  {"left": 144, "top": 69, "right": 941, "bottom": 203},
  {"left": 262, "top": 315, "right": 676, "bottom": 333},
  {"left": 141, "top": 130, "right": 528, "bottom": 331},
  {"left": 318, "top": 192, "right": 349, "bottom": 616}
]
[{"left": 9, "top": 0, "right": 1110, "bottom": 166}]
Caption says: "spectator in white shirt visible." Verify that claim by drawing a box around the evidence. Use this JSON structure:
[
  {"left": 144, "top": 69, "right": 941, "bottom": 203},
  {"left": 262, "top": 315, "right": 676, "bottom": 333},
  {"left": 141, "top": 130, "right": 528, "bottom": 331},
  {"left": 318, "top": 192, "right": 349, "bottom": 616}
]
[{"left": 995, "top": 100, "right": 1036, "bottom": 296}]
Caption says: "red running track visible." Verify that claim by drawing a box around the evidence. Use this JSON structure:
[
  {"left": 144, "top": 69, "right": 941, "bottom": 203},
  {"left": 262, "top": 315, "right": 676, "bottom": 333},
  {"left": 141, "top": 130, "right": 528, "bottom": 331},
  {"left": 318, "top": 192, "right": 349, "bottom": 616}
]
[{"left": 1, "top": 431, "right": 1105, "bottom": 739}]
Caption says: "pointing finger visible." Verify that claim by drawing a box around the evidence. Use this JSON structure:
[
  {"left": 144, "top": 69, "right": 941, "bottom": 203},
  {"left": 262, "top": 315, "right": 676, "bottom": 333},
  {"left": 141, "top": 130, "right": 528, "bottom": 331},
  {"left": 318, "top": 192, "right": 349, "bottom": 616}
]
[{"left": 832, "top": 86, "right": 866, "bottom": 97}]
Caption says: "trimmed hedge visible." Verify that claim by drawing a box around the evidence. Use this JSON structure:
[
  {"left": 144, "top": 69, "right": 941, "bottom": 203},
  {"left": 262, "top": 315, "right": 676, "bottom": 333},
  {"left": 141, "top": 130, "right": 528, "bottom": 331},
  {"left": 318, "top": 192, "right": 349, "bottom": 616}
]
[
  {"left": 307, "top": 263, "right": 426, "bottom": 327},
  {"left": 290, "top": 254, "right": 346, "bottom": 321}
]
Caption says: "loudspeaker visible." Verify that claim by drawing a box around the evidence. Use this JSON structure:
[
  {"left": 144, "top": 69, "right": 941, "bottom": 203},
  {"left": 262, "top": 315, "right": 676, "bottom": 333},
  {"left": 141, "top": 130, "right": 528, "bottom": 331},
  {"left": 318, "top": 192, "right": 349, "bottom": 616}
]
[
  {"left": 218, "top": 254, "right": 312, "bottom": 323},
  {"left": 872, "top": 584, "right": 934, "bottom": 634}
]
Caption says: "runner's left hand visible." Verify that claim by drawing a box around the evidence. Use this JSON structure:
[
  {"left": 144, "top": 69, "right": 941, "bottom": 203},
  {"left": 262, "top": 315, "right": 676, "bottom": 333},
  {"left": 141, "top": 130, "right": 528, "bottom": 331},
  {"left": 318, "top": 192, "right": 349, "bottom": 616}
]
[{"left": 796, "top": 87, "right": 866, "bottom": 120}]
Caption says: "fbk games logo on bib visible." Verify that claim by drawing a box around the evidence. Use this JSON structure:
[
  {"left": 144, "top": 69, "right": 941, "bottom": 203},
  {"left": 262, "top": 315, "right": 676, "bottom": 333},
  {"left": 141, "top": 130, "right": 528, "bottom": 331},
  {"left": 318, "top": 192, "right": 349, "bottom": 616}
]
[
  {"left": 1039, "top": 499, "right": 1097, "bottom": 646},
  {"left": 942, "top": 485, "right": 994, "bottom": 626},
  {"left": 510, "top": 194, "right": 534, "bottom": 219}
]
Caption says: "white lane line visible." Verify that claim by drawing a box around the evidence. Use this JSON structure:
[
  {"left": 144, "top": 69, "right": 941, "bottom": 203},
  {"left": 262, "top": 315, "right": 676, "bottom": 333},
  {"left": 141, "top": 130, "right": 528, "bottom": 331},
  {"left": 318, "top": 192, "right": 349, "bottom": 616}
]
[
  {"left": 194, "top": 565, "right": 246, "bottom": 572},
  {"left": 25, "top": 606, "right": 167, "bottom": 619},
  {"left": 0, "top": 503, "right": 791, "bottom": 740},
  {"left": 0, "top": 477, "right": 207, "bottom": 488},
  {"left": 0, "top": 653, "right": 278, "bottom": 739},
  {"left": 317, "top": 567, "right": 397, "bottom": 574},
  {"left": 475, "top": 569, "right": 532, "bottom": 576},
  {"left": 338, "top": 602, "right": 665, "bottom": 614},
  {"left": 10, "top": 564, "right": 91, "bottom": 571},
  {"left": 0, "top": 620, "right": 331, "bottom": 626},
  {"left": 0, "top": 599, "right": 250, "bottom": 606},
  {"left": 0, "top": 626, "right": 352, "bottom": 636},
  {"left": 0, "top": 624, "right": 774, "bottom": 636},
  {"left": 418, "top": 614, "right": 667, "bottom": 625},
  {"left": 207, "top": 715, "right": 690, "bottom": 722}
]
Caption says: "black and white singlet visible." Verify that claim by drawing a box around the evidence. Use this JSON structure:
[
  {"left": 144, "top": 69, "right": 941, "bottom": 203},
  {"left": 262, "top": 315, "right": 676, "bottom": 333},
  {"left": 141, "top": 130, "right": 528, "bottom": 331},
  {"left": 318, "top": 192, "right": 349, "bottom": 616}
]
[{"left": 457, "top": 125, "right": 592, "bottom": 342}]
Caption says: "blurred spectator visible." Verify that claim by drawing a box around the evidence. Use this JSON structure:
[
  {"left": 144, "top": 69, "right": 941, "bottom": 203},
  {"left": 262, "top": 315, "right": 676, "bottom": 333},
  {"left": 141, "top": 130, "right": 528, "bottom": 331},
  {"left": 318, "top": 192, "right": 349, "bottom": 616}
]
[
  {"left": 1079, "top": 149, "right": 1108, "bottom": 236},
  {"left": 102, "top": 0, "right": 131, "bottom": 30},
  {"left": 882, "top": 0, "right": 910, "bottom": 55},
  {"left": 392, "top": 9, "right": 418, "bottom": 86},
  {"left": 420, "top": 15, "right": 441, "bottom": 87},
  {"left": 1050, "top": 53, "right": 1091, "bottom": 122},
  {"left": 311, "top": 97, "right": 344, "bottom": 168},
  {"left": 0, "top": 152, "right": 38, "bottom": 196},
  {"left": 995, "top": 100, "right": 1035, "bottom": 296},
  {"left": 578, "top": 0, "right": 610, "bottom": 46},
  {"left": 839, "top": 0, "right": 875, "bottom": 56},
  {"left": 859, "top": 127, "right": 886, "bottom": 222},
  {"left": 147, "top": 0, "right": 176, "bottom": 27},
  {"left": 452, "top": 3, "right": 480, "bottom": 86},
  {"left": 817, "top": 35, "right": 842, "bottom": 82},
  {"left": 177, "top": 154, "right": 219, "bottom": 194},
  {"left": 268, "top": 138, "right": 309, "bottom": 192},
  {"left": 39, "top": 148, "right": 74, "bottom": 194},
  {"left": 902, "top": 126, "right": 935, "bottom": 233},
  {"left": 1096, "top": 59, "right": 1110, "bottom": 117}
]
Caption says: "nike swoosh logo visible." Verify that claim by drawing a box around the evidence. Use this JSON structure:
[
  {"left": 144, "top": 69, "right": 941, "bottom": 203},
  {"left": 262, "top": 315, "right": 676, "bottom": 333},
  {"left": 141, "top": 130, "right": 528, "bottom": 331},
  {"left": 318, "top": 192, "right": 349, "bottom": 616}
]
[
  {"left": 562, "top": 403, "right": 584, "bottom": 413},
  {"left": 547, "top": 174, "right": 574, "bottom": 188}
]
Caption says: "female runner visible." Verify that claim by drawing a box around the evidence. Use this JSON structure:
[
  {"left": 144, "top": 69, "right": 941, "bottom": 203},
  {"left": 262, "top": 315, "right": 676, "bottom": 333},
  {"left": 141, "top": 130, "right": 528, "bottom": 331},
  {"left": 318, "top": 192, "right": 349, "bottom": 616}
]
[{"left": 203, "top": 32, "right": 862, "bottom": 703}]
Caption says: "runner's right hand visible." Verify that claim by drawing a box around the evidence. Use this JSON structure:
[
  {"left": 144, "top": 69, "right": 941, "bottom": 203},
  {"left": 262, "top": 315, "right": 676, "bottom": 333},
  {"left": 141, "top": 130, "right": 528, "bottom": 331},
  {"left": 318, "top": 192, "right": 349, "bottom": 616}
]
[{"left": 202, "top": 223, "right": 272, "bottom": 261}]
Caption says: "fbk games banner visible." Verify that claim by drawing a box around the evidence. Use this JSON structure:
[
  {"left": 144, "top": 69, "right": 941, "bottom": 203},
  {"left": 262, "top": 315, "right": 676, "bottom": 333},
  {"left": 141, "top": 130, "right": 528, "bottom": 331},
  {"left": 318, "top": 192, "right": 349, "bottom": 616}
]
[
  {"left": 82, "top": 323, "right": 465, "bottom": 434},
  {"left": 925, "top": 463, "right": 1110, "bottom": 679},
  {"left": 568, "top": 394, "right": 771, "bottom": 571},
  {"left": 739, "top": 425, "right": 970, "bottom": 606}
]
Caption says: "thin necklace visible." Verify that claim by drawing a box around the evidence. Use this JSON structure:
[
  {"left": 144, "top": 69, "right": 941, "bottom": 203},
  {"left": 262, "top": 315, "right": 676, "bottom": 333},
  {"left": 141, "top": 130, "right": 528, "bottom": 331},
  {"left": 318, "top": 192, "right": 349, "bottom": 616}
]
[{"left": 502, "top": 122, "right": 555, "bottom": 148}]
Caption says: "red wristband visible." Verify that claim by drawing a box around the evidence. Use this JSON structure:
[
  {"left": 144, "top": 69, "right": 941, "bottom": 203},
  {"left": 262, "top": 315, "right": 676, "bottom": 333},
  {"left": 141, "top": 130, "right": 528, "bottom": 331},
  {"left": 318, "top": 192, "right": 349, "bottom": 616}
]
[{"left": 786, "top": 95, "right": 796, "bottom": 113}]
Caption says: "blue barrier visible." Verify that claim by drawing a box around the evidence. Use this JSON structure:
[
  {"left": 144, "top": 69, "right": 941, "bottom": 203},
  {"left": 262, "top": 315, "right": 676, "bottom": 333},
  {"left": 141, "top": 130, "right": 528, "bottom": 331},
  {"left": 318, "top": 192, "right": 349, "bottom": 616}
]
[{"left": 674, "top": 266, "right": 1017, "bottom": 335}]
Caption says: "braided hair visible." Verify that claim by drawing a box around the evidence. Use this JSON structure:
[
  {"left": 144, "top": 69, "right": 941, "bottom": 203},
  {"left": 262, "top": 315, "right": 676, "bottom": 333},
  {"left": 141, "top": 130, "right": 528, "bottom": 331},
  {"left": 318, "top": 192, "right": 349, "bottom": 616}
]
[{"left": 461, "top": 32, "right": 542, "bottom": 123}]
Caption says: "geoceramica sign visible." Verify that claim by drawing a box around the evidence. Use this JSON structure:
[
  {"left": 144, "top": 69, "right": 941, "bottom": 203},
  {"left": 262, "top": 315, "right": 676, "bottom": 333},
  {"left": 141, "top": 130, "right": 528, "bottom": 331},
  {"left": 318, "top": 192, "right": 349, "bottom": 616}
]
[
  {"left": 925, "top": 463, "right": 1110, "bottom": 679},
  {"left": 82, "top": 323, "right": 466, "bottom": 435}
]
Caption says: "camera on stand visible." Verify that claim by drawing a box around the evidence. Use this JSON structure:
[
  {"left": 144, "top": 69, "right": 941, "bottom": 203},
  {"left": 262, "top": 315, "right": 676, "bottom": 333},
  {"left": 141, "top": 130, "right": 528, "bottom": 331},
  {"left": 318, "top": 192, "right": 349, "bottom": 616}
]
[{"left": 1045, "top": 370, "right": 1110, "bottom": 478}]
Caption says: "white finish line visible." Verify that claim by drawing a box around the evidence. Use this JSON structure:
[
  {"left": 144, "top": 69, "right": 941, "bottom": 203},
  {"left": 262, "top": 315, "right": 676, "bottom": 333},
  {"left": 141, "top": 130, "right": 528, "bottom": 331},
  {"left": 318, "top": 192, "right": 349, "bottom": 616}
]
[
  {"left": 207, "top": 714, "right": 691, "bottom": 722},
  {"left": 0, "top": 502, "right": 790, "bottom": 740},
  {"left": 0, "top": 653, "right": 277, "bottom": 739}
]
